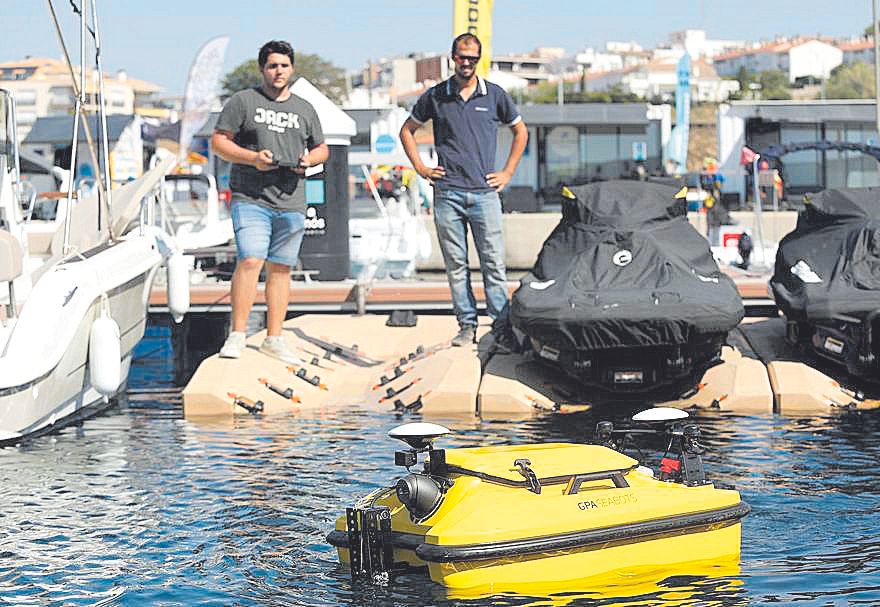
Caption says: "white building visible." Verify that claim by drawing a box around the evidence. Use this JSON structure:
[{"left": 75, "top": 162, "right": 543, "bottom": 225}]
[
  {"left": 0, "top": 57, "right": 161, "bottom": 141},
  {"left": 668, "top": 29, "right": 746, "bottom": 60},
  {"left": 490, "top": 49, "right": 560, "bottom": 86},
  {"left": 713, "top": 39, "right": 843, "bottom": 83},
  {"left": 587, "top": 59, "right": 739, "bottom": 103},
  {"left": 606, "top": 41, "right": 643, "bottom": 54},
  {"left": 839, "top": 37, "right": 875, "bottom": 65},
  {"left": 575, "top": 48, "right": 624, "bottom": 74}
]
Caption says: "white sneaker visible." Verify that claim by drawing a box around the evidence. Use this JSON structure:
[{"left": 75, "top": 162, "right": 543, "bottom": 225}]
[
  {"left": 259, "top": 336, "right": 305, "bottom": 365},
  {"left": 219, "top": 331, "right": 247, "bottom": 358}
]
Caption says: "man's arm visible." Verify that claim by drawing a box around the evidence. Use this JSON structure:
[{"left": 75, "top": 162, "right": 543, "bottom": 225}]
[
  {"left": 297, "top": 143, "right": 329, "bottom": 173},
  {"left": 211, "top": 130, "right": 274, "bottom": 171},
  {"left": 486, "top": 121, "right": 528, "bottom": 192},
  {"left": 400, "top": 118, "right": 445, "bottom": 184}
]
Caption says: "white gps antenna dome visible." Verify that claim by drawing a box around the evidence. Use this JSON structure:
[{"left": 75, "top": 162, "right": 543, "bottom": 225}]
[
  {"left": 632, "top": 407, "right": 690, "bottom": 423},
  {"left": 388, "top": 422, "right": 452, "bottom": 449}
]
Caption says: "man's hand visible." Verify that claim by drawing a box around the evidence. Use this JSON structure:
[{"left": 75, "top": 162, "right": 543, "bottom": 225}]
[
  {"left": 254, "top": 149, "right": 275, "bottom": 171},
  {"left": 486, "top": 169, "right": 513, "bottom": 192},
  {"left": 417, "top": 165, "right": 446, "bottom": 185},
  {"left": 292, "top": 151, "right": 309, "bottom": 175}
]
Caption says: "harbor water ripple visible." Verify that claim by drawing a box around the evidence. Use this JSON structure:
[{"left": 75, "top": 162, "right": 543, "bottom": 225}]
[{"left": 1, "top": 321, "right": 879, "bottom": 606}]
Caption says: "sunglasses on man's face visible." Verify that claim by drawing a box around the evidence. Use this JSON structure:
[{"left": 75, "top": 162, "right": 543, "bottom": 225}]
[{"left": 453, "top": 54, "right": 481, "bottom": 64}]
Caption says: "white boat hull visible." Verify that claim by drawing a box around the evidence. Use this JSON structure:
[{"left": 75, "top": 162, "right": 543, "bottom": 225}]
[{"left": 0, "top": 234, "right": 163, "bottom": 443}]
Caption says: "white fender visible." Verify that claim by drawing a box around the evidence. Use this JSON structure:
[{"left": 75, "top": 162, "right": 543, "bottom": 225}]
[
  {"left": 89, "top": 312, "right": 121, "bottom": 397},
  {"left": 166, "top": 251, "right": 190, "bottom": 323}
]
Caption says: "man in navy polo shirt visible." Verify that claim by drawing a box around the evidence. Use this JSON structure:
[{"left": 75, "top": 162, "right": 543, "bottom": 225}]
[{"left": 400, "top": 33, "right": 528, "bottom": 347}]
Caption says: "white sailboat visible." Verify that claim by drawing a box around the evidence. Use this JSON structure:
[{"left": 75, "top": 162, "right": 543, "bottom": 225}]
[{"left": 0, "top": 0, "right": 188, "bottom": 444}]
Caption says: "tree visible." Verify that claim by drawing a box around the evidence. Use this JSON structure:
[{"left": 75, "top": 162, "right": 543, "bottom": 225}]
[
  {"left": 221, "top": 53, "right": 348, "bottom": 104},
  {"left": 521, "top": 81, "right": 642, "bottom": 104},
  {"left": 735, "top": 66, "right": 752, "bottom": 92},
  {"left": 725, "top": 66, "right": 754, "bottom": 101},
  {"left": 826, "top": 62, "right": 876, "bottom": 99},
  {"left": 757, "top": 69, "right": 791, "bottom": 100}
]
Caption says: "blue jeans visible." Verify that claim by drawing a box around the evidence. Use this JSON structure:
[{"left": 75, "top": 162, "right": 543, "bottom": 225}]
[
  {"left": 231, "top": 199, "right": 305, "bottom": 267},
  {"left": 433, "top": 189, "right": 508, "bottom": 329}
]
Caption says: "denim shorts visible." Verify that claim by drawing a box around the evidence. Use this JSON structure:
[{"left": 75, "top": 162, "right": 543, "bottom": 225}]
[{"left": 231, "top": 199, "right": 305, "bottom": 267}]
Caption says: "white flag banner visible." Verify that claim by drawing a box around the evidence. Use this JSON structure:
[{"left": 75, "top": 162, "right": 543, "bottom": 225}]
[{"left": 179, "top": 36, "right": 229, "bottom": 163}]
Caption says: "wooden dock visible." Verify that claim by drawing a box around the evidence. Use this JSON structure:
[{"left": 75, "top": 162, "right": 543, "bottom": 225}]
[{"left": 150, "top": 267, "right": 775, "bottom": 314}]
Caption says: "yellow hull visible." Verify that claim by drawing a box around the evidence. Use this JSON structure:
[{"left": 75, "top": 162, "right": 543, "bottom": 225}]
[
  {"left": 429, "top": 523, "right": 741, "bottom": 593},
  {"left": 330, "top": 443, "right": 748, "bottom": 594}
]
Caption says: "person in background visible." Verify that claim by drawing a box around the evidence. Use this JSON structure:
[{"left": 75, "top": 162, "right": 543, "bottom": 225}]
[
  {"left": 212, "top": 40, "right": 328, "bottom": 363},
  {"left": 399, "top": 33, "right": 528, "bottom": 347}
]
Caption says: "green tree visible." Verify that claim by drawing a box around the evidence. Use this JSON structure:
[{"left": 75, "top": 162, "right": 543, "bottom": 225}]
[
  {"left": 735, "top": 66, "right": 752, "bottom": 92},
  {"left": 757, "top": 69, "right": 791, "bottom": 100},
  {"left": 826, "top": 62, "right": 876, "bottom": 99},
  {"left": 221, "top": 53, "right": 348, "bottom": 104},
  {"left": 521, "top": 81, "right": 642, "bottom": 104},
  {"left": 724, "top": 67, "right": 753, "bottom": 101}
]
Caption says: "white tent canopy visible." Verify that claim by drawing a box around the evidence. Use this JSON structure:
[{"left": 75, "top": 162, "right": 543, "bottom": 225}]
[{"left": 290, "top": 77, "right": 356, "bottom": 146}]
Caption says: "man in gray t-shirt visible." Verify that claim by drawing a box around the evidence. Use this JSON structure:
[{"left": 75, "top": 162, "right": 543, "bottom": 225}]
[{"left": 212, "top": 40, "right": 328, "bottom": 364}]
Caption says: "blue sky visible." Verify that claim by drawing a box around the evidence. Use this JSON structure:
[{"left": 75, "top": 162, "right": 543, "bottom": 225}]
[{"left": 1, "top": 1, "right": 870, "bottom": 96}]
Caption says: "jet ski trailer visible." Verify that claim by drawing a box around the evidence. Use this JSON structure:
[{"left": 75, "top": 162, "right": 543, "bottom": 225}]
[
  {"left": 509, "top": 181, "right": 745, "bottom": 401},
  {"left": 328, "top": 411, "right": 749, "bottom": 594}
]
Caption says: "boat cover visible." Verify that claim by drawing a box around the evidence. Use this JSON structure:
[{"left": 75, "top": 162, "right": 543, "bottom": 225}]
[
  {"left": 771, "top": 187, "right": 880, "bottom": 321},
  {"left": 510, "top": 181, "right": 744, "bottom": 351}
]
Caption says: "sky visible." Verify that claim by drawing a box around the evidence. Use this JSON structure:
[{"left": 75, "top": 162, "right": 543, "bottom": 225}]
[{"left": 0, "top": 0, "right": 870, "bottom": 96}]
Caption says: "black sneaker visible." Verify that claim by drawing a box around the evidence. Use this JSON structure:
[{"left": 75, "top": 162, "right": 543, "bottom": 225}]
[{"left": 451, "top": 326, "right": 476, "bottom": 347}]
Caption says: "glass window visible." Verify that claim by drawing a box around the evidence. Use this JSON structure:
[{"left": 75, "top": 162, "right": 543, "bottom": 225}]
[
  {"left": 49, "top": 86, "right": 74, "bottom": 107},
  {"left": 619, "top": 125, "right": 647, "bottom": 178},
  {"left": 584, "top": 126, "right": 617, "bottom": 181},
  {"left": 646, "top": 121, "right": 662, "bottom": 173},
  {"left": 779, "top": 123, "right": 820, "bottom": 188},
  {"left": 16, "top": 90, "right": 37, "bottom": 106},
  {"left": 545, "top": 126, "right": 580, "bottom": 187},
  {"left": 845, "top": 124, "right": 880, "bottom": 187},
  {"left": 825, "top": 124, "right": 846, "bottom": 189}
]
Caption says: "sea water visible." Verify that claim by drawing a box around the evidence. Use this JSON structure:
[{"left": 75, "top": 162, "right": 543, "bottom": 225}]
[{"left": 0, "top": 320, "right": 878, "bottom": 606}]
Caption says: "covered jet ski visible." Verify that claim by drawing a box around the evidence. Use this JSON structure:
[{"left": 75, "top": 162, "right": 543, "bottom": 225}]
[
  {"left": 770, "top": 187, "right": 880, "bottom": 379},
  {"left": 509, "top": 181, "right": 744, "bottom": 401},
  {"left": 328, "top": 414, "right": 749, "bottom": 594}
]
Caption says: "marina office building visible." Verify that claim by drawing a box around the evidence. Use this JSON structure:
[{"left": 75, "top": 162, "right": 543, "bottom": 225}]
[
  {"left": 500, "top": 103, "right": 670, "bottom": 208},
  {"left": 717, "top": 100, "right": 880, "bottom": 203},
  {"left": 346, "top": 103, "right": 671, "bottom": 210}
]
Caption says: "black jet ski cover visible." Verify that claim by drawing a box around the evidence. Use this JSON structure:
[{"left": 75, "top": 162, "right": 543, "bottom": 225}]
[
  {"left": 510, "top": 181, "right": 744, "bottom": 352},
  {"left": 771, "top": 187, "right": 880, "bottom": 321}
]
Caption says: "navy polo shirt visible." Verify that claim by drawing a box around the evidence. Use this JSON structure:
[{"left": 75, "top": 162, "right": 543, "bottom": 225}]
[{"left": 410, "top": 76, "right": 522, "bottom": 192}]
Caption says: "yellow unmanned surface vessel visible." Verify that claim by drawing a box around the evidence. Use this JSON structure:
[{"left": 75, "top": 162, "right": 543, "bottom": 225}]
[{"left": 328, "top": 410, "right": 750, "bottom": 594}]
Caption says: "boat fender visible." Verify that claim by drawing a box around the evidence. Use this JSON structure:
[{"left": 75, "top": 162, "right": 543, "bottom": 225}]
[
  {"left": 166, "top": 251, "right": 191, "bottom": 323},
  {"left": 89, "top": 308, "right": 121, "bottom": 397}
]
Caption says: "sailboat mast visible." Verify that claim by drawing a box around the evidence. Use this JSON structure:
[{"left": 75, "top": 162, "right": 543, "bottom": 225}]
[
  {"left": 91, "top": 0, "right": 113, "bottom": 230},
  {"left": 62, "top": 0, "right": 88, "bottom": 254}
]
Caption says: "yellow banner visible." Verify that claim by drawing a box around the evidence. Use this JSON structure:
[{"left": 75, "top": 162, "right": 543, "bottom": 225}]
[{"left": 453, "top": 0, "right": 493, "bottom": 78}]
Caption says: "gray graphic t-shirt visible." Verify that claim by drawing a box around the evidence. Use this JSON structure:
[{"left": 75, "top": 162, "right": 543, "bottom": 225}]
[{"left": 215, "top": 87, "right": 324, "bottom": 213}]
